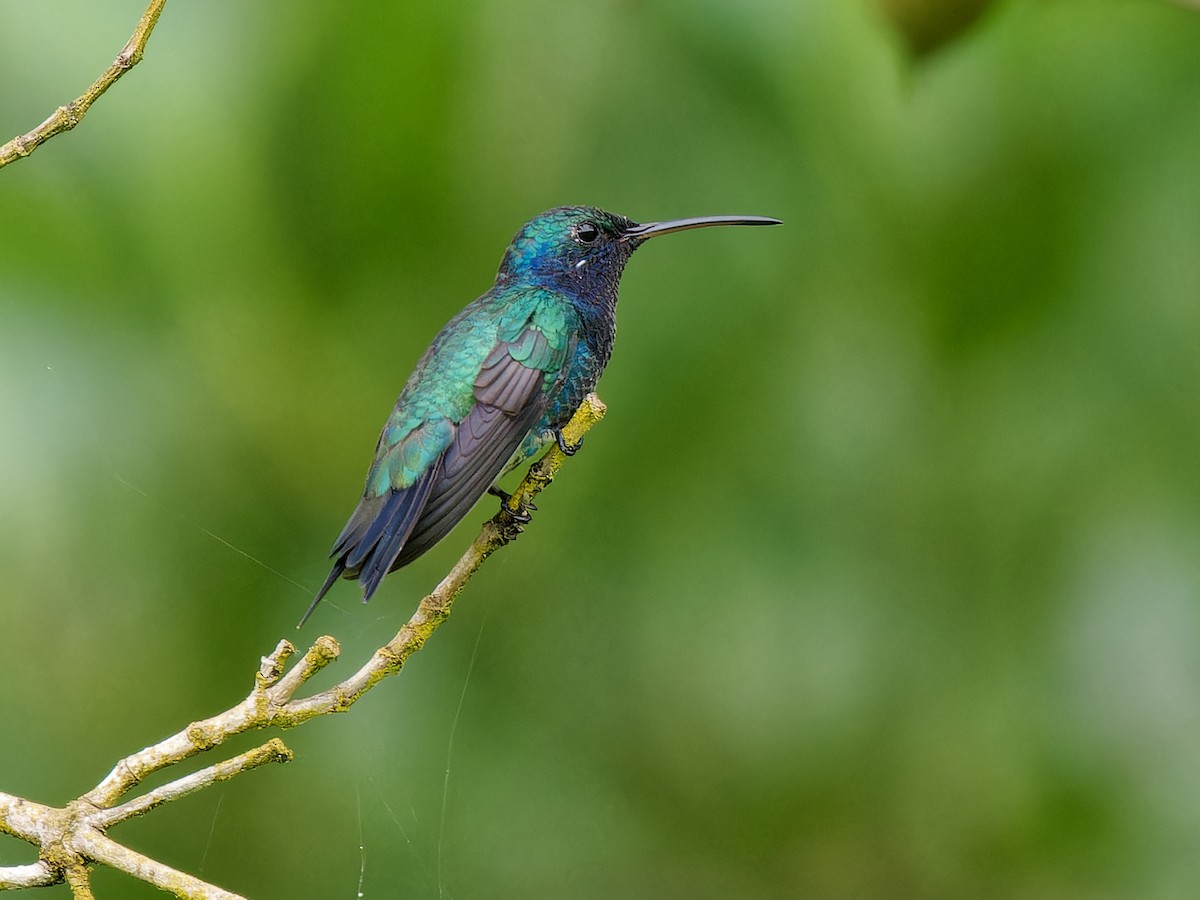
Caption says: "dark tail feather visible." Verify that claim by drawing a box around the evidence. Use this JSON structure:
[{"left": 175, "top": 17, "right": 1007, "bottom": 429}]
[
  {"left": 357, "top": 464, "right": 441, "bottom": 601},
  {"left": 303, "top": 462, "right": 443, "bottom": 626},
  {"left": 344, "top": 489, "right": 408, "bottom": 571},
  {"left": 298, "top": 559, "right": 346, "bottom": 629}
]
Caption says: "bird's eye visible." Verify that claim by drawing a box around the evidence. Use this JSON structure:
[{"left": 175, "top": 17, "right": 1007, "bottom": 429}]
[{"left": 573, "top": 222, "right": 600, "bottom": 245}]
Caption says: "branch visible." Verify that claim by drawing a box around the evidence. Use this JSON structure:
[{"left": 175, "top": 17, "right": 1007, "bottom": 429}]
[
  {"left": 0, "top": 395, "right": 606, "bottom": 898},
  {"left": 96, "top": 740, "right": 294, "bottom": 829},
  {"left": 0, "top": 0, "right": 167, "bottom": 171}
]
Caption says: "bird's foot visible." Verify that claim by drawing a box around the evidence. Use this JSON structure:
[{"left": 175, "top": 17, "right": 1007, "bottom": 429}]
[
  {"left": 554, "top": 428, "right": 583, "bottom": 456},
  {"left": 488, "top": 485, "right": 535, "bottom": 524}
]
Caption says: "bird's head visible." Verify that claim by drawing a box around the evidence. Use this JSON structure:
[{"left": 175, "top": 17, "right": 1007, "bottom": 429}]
[
  {"left": 496, "top": 207, "right": 636, "bottom": 295},
  {"left": 495, "top": 206, "right": 782, "bottom": 301}
]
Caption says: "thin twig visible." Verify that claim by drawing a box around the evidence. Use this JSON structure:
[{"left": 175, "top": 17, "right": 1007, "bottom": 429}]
[
  {"left": 97, "top": 739, "right": 293, "bottom": 828},
  {"left": 0, "top": 0, "right": 167, "bottom": 170},
  {"left": 71, "top": 830, "right": 244, "bottom": 900}
]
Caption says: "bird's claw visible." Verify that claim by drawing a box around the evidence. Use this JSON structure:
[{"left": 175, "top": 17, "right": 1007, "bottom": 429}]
[
  {"left": 554, "top": 429, "right": 583, "bottom": 456},
  {"left": 488, "top": 485, "right": 534, "bottom": 523}
]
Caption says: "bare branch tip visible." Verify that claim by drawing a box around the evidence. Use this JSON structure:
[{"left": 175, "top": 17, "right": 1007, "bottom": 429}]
[
  {"left": 257, "top": 640, "right": 296, "bottom": 687},
  {"left": 584, "top": 392, "right": 607, "bottom": 416},
  {"left": 302, "top": 635, "right": 341, "bottom": 671},
  {"left": 263, "top": 737, "right": 294, "bottom": 764}
]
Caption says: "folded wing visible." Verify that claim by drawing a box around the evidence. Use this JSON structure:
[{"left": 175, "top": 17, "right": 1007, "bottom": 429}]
[{"left": 301, "top": 323, "right": 561, "bottom": 626}]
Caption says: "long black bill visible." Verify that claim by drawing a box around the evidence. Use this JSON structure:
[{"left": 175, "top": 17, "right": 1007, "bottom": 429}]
[{"left": 622, "top": 214, "right": 782, "bottom": 242}]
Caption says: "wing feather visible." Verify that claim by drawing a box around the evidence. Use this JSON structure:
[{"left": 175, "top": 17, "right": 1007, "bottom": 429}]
[
  {"left": 390, "top": 337, "right": 552, "bottom": 570},
  {"left": 392, "top": 395, "right": 544, "bottom": 569}
]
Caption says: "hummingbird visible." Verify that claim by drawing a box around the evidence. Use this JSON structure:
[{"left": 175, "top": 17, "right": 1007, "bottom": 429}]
[{"left": 301, "top": 206, "right": 781, "bottom": 626}]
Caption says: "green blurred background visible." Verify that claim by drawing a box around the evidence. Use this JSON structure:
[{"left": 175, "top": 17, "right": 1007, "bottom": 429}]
[{"left": 3, "top": 1, "right": 1200, "bottom": 897}]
